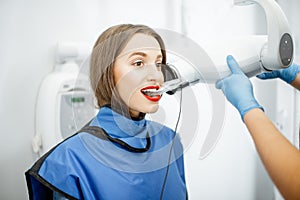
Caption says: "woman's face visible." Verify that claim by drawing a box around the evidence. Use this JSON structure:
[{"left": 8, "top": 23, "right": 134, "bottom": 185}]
[{"left": 113, "top": 33, "right": 164, "bottom": 118}]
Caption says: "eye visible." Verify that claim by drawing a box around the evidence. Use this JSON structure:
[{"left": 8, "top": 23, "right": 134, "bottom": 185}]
[
  {"left": 155, "top": 63, "right": 163, "bottom": 70},
  {"left": 133, "top": 60, "right": 144, "bottom": 67}
]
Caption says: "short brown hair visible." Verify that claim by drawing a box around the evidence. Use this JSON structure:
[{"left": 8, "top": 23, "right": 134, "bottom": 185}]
[{"left": 90, "top": 24, "right": 166, "bottom": 109}]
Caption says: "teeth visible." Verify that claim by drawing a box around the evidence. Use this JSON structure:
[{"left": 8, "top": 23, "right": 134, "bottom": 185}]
[
  {"left": 142, "top": 88, "right": 160, "bottom": 97},
  {"left": 142, "top": 89, "right": 157, "bottom": 92}
]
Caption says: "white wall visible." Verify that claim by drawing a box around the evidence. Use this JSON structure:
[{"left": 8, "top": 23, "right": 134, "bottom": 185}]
[{"left": 0, "top": 1, "right": 101, "bottom": 199}]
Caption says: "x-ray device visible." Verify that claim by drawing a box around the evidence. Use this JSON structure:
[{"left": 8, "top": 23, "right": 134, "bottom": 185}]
[
  {"left": 32, "top": 43, "right": 96, "bottom": 156},
  {"left": 151, "top": 0, "right": 294, "bottom": 96}
]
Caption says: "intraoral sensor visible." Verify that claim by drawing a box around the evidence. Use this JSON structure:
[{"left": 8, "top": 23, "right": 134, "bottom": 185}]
[{"left": 143, "top": 78, "right": 195, "bottom": 97}]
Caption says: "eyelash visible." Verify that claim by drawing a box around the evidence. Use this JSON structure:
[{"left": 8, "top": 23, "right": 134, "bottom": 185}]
[
  {"left": 133, "top": 60, "right": 144, "bottom": 67},
  {"left": 155, "top": 63, "right": 163, "bottom": 69},
  {"left": 132, "top": 60, "right": 163, "bottom": 69}
]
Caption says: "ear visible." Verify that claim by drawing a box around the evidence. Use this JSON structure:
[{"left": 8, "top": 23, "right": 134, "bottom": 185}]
[
  {"left": 163, "top": 63, "right": 178, "bottom": 82},
  {"left": 163, "top": 64, "right": 179, "bottom": 95}
]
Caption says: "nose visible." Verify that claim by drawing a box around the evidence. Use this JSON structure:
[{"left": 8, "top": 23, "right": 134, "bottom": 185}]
[{"left": 146, "top": 64, "right": 164, "bottom": 83}]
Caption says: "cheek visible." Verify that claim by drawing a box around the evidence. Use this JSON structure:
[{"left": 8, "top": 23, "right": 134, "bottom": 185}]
[{"left": 115, "top": 70, "right": 143, "bottom": 103}]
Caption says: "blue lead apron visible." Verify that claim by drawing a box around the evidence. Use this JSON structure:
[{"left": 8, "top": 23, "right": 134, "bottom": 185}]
[{"left": 25, "top": 107, "right": 187, "bottom": 200}]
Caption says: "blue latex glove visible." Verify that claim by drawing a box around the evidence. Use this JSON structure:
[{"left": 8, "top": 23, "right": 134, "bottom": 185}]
[
  {"left": 256, "top": 63, "right": 300, "bottom": 84},
  {"left": 216, "top": 55, "right": 264, "bottom": 121}
]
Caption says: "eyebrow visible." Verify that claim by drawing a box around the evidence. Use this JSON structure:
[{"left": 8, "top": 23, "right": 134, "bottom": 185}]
[
  {"left": 128, "top": 52, "right": 163, "bottom": 60},
  {"left": 129, "top": 52, "right": 147, "bottom": 58}
]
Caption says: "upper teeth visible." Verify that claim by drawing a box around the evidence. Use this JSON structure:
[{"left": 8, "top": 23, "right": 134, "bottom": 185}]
[
  {"left": 142, "top": 89, "right": 157, "bottom": 93},
  {"left": 142, "top": 88, "right": 160, "bottom": 97}
]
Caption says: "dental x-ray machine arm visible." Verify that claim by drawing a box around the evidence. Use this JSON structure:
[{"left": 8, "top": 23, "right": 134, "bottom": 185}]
[{"left": 158, "top": 0, "right": 294, "bottom": 91}]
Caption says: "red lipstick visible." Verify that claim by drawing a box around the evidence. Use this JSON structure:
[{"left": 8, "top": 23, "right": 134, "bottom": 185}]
[{"left": 140, "top": 85, "right": 161, "bottom": 102}]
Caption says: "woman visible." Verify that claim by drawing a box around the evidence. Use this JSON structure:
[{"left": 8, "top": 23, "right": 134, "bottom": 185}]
[{"left": 26, "top": 24, "right": 187, "bottom": 200}]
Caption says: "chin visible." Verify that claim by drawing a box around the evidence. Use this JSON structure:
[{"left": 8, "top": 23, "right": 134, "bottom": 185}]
[
  {"left": 128, "top": 95, "right": 161, "bottom": 115},
  {"left": 133, "top": 104, "right": 160, "bottom": 115},
  {"left": 145, "top": 104, "right": 159, "bottom": 114}
]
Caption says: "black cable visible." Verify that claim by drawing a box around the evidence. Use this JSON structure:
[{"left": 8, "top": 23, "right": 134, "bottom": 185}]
[
  {"left": 101, "top": 128, "right": 151, "bottom": 153},
  {"left": 159, "top": 87, "right": 183, "bottom": 200}
]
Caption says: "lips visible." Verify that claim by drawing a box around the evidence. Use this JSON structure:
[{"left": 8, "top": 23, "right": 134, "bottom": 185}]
[{"left": 140, "top": 85, "right": 161, "bottom": 102}]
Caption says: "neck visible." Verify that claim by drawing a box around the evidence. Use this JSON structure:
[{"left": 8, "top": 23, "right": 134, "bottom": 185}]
[{"left": 102, "top": 104, "right": 145, "bottom": 121}]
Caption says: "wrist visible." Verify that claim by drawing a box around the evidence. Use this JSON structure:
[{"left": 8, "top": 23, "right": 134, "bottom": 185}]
[
  {"left": 243, "top": 107, "right": 265, "bottom": 125},
  {"left": 290, "top": 72, "right": 300, "bottom": 90},
  {"left": 240, "top": 100, "right": 264, "bottom": 122}
]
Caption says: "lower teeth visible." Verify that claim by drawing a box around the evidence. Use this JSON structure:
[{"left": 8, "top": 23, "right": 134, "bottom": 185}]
[{"left": 143, "top": 91, "right": 158, "bottom": 97}]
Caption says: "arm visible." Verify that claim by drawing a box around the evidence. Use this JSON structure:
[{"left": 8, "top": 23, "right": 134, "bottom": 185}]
[
  {"left": 244, "top": 108, "right": 300, "bottom": 200},
  {"left": 216, "top": 55, "right": 300, "bottom": 199},
  {"left": 290, "top": 72, "right": 300, "bottom": 90}
]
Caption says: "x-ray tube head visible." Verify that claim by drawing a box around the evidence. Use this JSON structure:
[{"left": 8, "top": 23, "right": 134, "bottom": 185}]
[{"left": 234, "top": 0, "right": 294, "bottom": 70}]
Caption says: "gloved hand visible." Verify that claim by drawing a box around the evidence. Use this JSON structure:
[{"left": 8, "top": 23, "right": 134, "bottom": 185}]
[
  {"left": 216, "top": 55, "right": 264, "bottom": 121},
  {"left": 256, "top": 63, "right": 300, "bottom": 84}
]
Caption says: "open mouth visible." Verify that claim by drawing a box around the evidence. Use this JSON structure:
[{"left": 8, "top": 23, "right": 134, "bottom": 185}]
[{"left": 140, "top": 85, "right": 161, "bottom": 102}]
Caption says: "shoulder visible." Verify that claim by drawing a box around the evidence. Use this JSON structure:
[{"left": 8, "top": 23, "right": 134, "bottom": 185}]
[
  {"left": 40, "top": 133, "right": 91, "bottom": 166},
  {"left": 34, "top": 133, "right": 90, "bottom": 199}
]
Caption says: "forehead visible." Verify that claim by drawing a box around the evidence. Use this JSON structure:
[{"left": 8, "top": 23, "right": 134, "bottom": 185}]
[{"left": 121, "top": 33, "right": 161, "bottom": 55}]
